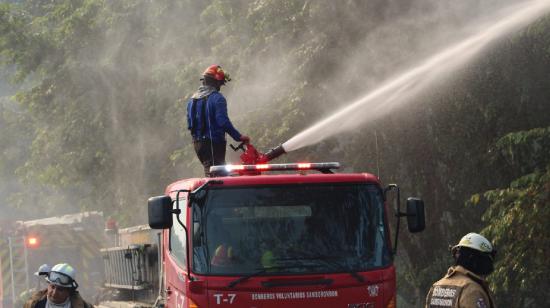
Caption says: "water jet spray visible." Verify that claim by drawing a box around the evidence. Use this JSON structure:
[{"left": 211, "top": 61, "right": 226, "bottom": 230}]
[{"left": 280, "top": 0, "right": 550, "bottom": 153}]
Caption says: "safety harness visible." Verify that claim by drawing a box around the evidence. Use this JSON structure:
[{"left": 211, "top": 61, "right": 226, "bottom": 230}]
[{"left": 190, "top": 95, "right": 211, "bottom": 140}]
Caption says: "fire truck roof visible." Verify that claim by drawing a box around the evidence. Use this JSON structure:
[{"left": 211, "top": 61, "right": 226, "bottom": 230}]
[{"left": 166, "top": 171, "right": 380, "bottom": 196}]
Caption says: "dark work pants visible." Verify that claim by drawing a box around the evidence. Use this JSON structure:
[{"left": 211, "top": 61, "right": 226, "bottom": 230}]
[{"left": 193, "top": 139, "right": 226, "bottom": 177}]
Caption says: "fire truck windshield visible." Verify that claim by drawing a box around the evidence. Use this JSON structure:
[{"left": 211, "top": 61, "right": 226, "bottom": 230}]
[{"left": 191, "top": 183, "right": 391, "bottom": 276}]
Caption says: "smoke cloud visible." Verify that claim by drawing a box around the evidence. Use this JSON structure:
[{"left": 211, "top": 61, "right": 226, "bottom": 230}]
[{"left": 1, "top": 0, "right": 547, "bottom": 223}]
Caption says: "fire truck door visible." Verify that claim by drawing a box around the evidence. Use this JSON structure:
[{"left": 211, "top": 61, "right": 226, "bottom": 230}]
[{"left": 166, "top": 213, "right": 190, "bottom": 308}]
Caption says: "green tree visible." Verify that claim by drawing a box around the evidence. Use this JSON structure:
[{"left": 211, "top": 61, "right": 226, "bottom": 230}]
[
  {"left": 1, "top": 2, "right": 550, "bottom": 306},
  {"left": 0, "top": 0, "right": 187, "bottom": 221},
  {"left": 469, "top": 127, "right": 550, "bottom": 307}
]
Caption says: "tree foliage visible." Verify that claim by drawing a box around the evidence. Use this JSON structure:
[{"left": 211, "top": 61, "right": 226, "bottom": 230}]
[
  {"left": 1, "top": 0, "right": 550, "bottom": 306},
  {"left": 468, "top": 127, "right": 550, "bottom": 307}
]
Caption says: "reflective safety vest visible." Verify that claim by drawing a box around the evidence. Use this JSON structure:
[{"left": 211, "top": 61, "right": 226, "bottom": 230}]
[{"left": 425, "top": 266, "right": 495, "bottom": 308}]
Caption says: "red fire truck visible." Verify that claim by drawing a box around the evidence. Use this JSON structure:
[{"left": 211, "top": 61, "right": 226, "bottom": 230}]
[{"left": 142, "top": 144, "right": 425, "bottom": 308}]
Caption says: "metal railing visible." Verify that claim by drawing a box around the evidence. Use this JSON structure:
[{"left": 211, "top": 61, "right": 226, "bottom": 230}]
[{"left": 101, "top": 244, "right": 158, "bottom": 290}]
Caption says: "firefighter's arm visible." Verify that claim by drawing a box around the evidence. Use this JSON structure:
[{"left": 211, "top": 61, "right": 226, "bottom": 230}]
[
  {"left": 213, "top": 96, "right": 242, "bottom": 141},
  {"left": 458, "top": 284, "right": 491, "bottom": 308}
]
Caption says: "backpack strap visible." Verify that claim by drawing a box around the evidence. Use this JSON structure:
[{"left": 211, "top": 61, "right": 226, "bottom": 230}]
[
  {"left": 190, "top": 94, "right": 211, "bottom": 139},
  {"left": 199, "top": 95, "right": 209, "bottom": 137},
  {"left": 190, "top": 98, "right": 198, "bottom": 132}
]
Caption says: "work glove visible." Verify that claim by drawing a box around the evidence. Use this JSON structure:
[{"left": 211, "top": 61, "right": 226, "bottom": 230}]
[{"left": 240, "top": 135, "right": 250, "bottom": 144}]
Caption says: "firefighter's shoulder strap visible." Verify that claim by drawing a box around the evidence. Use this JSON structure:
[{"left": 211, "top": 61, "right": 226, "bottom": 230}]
[{"left": 190, "top": 95, "right": 211, "bottom": 138}]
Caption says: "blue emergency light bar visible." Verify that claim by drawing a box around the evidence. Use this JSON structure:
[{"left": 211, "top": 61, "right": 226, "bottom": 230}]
[{"left": 210, "top": 162, "right": 341, "bottom": 176}]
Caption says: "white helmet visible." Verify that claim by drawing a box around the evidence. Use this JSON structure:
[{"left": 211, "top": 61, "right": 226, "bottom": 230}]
[
  {"left": 34, "top": 264, "right": 51, "bottom": 277},
  {"left": 452, "top": 233, "right": 494, "bottom": 256},
  {"left": 45, "top": 263, "right": 78, "bottom": 288}
]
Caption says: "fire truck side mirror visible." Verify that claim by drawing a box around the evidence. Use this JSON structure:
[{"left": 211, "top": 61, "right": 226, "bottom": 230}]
[
  {"left": 148, "top": 195, "right": 173, "bottom": 229},
  {"left": 406, "top": 197, "right": 425, "bottom": 233}
]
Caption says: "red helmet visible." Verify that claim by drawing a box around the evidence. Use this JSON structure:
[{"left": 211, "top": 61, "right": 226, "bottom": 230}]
[{"left": 203, "top": 65, "right": 231, "bottom": 83}]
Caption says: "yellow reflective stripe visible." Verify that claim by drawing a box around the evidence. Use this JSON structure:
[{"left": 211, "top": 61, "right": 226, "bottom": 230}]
[{"left": 0, "top": 239, "right": 12, "bottom": 299}]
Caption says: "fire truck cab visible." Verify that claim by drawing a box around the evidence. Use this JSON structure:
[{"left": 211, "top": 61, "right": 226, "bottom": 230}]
[{"left": 148, "top": 162, "right": 425, "bottom": 308}]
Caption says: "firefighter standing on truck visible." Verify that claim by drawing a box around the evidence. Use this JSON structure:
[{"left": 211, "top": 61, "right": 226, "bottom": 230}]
[
  {"left": 425, "top": 233, "right": 497, "bottom": 308},
  {"left": 24, "top": 263, "right": 93, "bottom": 308},
  {"left": 187, "top": 64, "right": 250, "bottom": 176}
]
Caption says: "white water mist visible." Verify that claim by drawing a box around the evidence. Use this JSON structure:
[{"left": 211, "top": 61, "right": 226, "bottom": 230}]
[{"left": 283, "top": 0, "right": 550, "bottom": 152}]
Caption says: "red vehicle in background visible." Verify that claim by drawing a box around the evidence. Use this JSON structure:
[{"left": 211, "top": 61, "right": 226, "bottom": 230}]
[{"left": 148, "top": 159, "right": 425, "bottom": 308}]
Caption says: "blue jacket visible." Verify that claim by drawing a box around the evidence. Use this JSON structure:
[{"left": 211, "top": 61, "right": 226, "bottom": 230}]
[{"left": 187, "top": 86, "right": 242, "bottom": 144}]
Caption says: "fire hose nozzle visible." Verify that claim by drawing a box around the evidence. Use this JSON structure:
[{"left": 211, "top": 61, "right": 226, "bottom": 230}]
[{"left": 264, "top": 144, "right": 287, "bottom": 162}]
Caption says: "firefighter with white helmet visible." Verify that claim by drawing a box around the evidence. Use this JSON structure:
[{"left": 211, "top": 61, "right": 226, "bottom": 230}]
[
  {"left": 34, "top": 264, "right": 51, "bottom": 277},
  {"left": 425, "top": 233, "right": 497, "bottom": 308},
  {"left": 24, "top": 263, "right": 93, "bottom": 308},
  {"left": 15, "top": 264, "right": 52, "bottom": 307}
]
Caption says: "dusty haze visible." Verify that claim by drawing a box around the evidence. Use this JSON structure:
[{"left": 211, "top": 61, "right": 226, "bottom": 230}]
[{"left": 0, "top": 0, "right": 543, "bottom": 222}]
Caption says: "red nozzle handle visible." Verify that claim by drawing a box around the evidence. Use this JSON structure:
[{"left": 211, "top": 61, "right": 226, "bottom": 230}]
[{"left": 230, "top": 142, "right": 246, "bottom": 152}]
